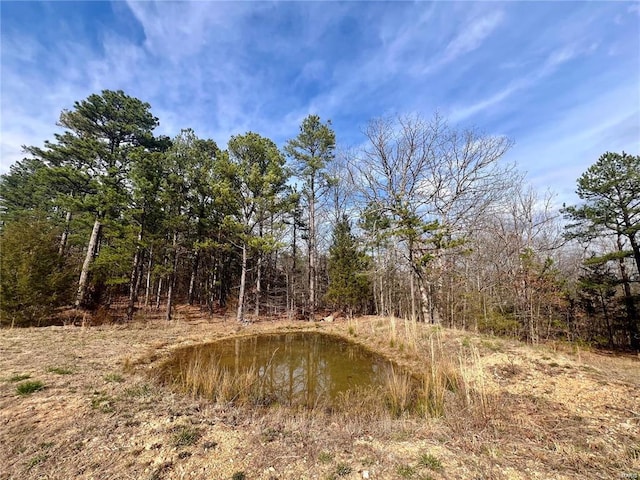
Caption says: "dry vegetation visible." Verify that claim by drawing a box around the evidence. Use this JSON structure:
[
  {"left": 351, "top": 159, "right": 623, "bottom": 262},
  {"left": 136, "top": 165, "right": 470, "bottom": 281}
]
[{"left": 1, "top": 307, "right": 639, "bottom": 480}]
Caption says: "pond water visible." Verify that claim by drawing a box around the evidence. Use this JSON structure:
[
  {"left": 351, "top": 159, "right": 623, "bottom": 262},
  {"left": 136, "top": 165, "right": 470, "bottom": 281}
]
[{"left": 161, "top": 332, "right": 405, "bottom": 409}]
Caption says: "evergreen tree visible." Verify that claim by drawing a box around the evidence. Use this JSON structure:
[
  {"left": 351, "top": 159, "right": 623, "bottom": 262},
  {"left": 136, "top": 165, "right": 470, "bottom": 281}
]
[
  {"left": 227, "top": 132, "right": 290, "bottom": 322},
  {"left": 0, "top": 215, "right": 75, "bottom": 326},
  {"left": 23, "top": 90, "right": 160, "bottom": 308},
  {"left": 577, "top": 260, "right": 620, "bottom": 347},
  {"left": 285, "top": 115, "right": 336, "bottom": 320},
  {"left": 564, "top": 152, "right": 640, "bottom": 350},
  {"left": 124, "top": 142, "right": 171, "bottom": 320},
  {"left": 158, "top": 129, "right": 225, "bottom": 320},
  {"left": 564, "top": 152, "right": 640, "bottom": 275},
  {"left": 325, "top": 216, "right": 371, "bottom": 315},
  {"left": 0, "top": 158, "right": 55, "bottom": 219}
]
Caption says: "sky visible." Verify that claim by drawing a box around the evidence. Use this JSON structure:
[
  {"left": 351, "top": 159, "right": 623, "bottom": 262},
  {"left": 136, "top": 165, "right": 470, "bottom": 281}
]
[{"left": 1, "top": 1, "right": 639, "bottom": 206}]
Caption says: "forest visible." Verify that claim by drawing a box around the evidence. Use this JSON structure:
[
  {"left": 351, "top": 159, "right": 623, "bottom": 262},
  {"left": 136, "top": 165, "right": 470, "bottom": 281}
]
[{"left": 0, "top": 89, "right": 638, "bottom": 350}]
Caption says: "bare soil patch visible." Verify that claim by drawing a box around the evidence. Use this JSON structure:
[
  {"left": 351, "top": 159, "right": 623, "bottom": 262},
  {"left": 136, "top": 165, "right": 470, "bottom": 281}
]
[{"left": 1, "top": 308, "right": 638, "bottom": 479}]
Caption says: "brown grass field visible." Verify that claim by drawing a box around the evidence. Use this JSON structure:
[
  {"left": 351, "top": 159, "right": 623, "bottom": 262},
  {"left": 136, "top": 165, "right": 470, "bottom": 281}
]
[{"left": 1, "top": 306, "right": 638, "bottom": 480}]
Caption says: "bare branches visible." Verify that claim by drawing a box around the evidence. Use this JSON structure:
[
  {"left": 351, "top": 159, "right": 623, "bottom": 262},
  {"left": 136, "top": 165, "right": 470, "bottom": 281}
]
[
  {"left": 352, "top": 112, "right": 514, "bottom": 235},
  {"left": 350, "top": 112, "right": 515, "bottom": 322}
]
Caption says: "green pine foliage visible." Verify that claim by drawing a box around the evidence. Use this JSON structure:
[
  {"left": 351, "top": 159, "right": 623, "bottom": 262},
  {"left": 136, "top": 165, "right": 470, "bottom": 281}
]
[
  {"left": 325, "top": 216, "right": 372, "bottom": 314},
  {"left": 0, "top": 215, "right": 75, "bottom": 326},
  {"left": 0, "top": 86, "right": 636, "bottom": 350},
  {"left": 227, "top": 132, "right": 291, "bottom": 321},
  {"left": 564, "top": 151, "right": 640, "bottom": 350}
]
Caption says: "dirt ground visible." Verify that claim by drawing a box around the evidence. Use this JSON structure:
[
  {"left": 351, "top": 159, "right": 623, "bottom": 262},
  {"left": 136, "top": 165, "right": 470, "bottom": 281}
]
[{"left": 1, "top": 307, "right": 638, "bottom": 480}]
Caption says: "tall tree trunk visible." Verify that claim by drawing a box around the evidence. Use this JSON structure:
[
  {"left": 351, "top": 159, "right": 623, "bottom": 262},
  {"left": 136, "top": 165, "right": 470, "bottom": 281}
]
[
  {"left": 379, "top": 274, "right": 385, "bottom": 316},
  {"left": 628, "top": 234, "right": 640, "bottom": 278},
  {"left": 599, "top": 291, "right": 614, "bottom": 348},
  {"left": 409, "top": 242, "right": 417, "bottom": 320},
  {"left": 291, "top": 217, "right": 298, "bottom": 316},
  {"left": 218, "top": 257, "right": 227, "bottom": 309},
  {"left": 134, "top": 249, "right": 145, "bottom": 298},
  {"left": 237, "top": 241, "right": 248, "bottom": 322},
  {"left": 59, "top": 210, "right": 72, "bottom": 256},
  {"left": 188, "top": 251, "right": 199, "bottom": 305},
  {"left": 285, "top": 270, "right": 291, "bottom": 318},
  {"left": 215, "top": 231, "right": 225, "bottom": 309},
  {"left": 127, "top": 227, "right": 144, "bottom": 321},
  {"left": 528, "top": 284, "right": 537, "bottom": 343},
  {"left": 617, "top": 235, "right": 639, "bottom": 350},
  {"left": 255, "top": 252, "right": 262, "bottom": 318},
  {"left": 255, "top": 224, "right": 263, "bottom": 317},
  {"left": 308, "top": 186, "right": 316, "bottom": 320},
  {"left": 155, "top": 277, "right": 163, "bottom": 310},
  {"left": 212, "top": 258, "right": 220, "bottom": 309},
  {"left": 418, "top": 280, "right": 433, "bottom": 323},
  {"left": 622, "top": 210, "right": 640, "bottom": 277},
  {"left": 75, "top": 218, "right": 101, "bottom": 308},
  {"left": 144, "top": 246, "right": 153, "bottom": 307},
  {"left": 166, "top": 232, "right": 178, "bottom": 321}
]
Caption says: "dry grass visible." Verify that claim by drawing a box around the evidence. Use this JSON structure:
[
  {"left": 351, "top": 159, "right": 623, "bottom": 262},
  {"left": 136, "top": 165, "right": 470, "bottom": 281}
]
[
  {"left": 166, "top": 347, "right": 263, "bottom": 406},
  {"left": 157, "top": 324, "right": 479, "bottom": 422},
  {"left": 0, "top": 308, "right": 638, "bottom": 479}
]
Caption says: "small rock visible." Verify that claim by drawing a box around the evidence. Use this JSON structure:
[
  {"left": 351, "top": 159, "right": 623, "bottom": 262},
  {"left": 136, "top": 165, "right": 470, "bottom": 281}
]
[{"left": 362, "top": 470, "right": 370, "bottom": 479}]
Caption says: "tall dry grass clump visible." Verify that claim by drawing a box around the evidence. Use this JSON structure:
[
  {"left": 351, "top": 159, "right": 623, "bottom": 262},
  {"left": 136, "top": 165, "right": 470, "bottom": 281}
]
[
  {"left": 160, "top": 346, "right": 262, "bottom": 406},
  {"left": 388, "top": 316, "right": 398, "bottom": 347},
  {"left": 403, "top": 316, "right": 420, "bottom": 353},
  {"left": 417, "top": 335, "right": 462, "bottom": 416},
  {"left": 378, "top": 316, "right": 490, "bottom": 420},
  {"left": 384, "top": 367, "right": 415, "bottom": 417},
  {"left": 456, "top": 345, "right": 490, "bottom": 418}
]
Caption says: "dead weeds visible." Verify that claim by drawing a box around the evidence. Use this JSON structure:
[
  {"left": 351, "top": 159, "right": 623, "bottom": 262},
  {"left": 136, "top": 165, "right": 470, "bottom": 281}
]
[{"left": 0, "top": 311, "right": 638, "bottom": 479}]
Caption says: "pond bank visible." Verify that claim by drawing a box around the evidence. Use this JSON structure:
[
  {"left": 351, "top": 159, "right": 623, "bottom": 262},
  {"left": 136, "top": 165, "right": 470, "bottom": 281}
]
[{"left": 1, "top": 310, "right": 638, "bottom": 479}]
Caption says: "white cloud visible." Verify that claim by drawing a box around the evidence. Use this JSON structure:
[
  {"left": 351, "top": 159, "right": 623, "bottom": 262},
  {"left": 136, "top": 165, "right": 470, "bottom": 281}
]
[
  {"left": 442, "top": 11, "right": 505, "bottom": 62},
  {"left": 449, "top": 43, "right": 586, "bottom": 122},
  {"left": 1, "top": 0, "right": 637, "bottom": 193},
  {"left": 505, "top": 81, "right": 640, "bottom": 206},
  {"left": 449, "top": 85, "right": 520, "bottom": 123},
  {"left": 124, "top": 1, "right": 253, "bottom": 61}
]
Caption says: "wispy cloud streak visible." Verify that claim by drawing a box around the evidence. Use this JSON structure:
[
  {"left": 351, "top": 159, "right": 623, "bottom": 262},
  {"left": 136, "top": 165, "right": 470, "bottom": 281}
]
[{"left": 0, "top": 0, "right": 637, "bottom": 205}]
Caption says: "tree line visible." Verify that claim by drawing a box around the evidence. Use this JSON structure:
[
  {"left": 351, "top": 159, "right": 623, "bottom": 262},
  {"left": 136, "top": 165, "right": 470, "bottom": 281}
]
[{"left": 0, "top": 90, "right": 637, "bottom": 350}]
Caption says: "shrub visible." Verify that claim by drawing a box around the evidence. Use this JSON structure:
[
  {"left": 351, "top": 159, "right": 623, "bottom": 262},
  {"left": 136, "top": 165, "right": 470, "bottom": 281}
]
[
  {"left": 335, "top": 463, "right": 352, "bottom": 476},
  {"left": 396, "top": 464, "right": 416, "bottom": 478}
]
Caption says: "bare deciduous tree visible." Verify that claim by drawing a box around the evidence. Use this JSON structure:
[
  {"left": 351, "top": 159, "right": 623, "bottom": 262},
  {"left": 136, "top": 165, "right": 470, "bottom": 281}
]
[{"left": 350, "top": 113, "right": 513, "bottom": 322}]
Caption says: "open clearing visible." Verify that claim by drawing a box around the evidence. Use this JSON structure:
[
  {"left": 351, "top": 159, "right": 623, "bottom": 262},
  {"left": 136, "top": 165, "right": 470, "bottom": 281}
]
[{"left": 1, "top": 309, "right": 639, "bottom": 480}]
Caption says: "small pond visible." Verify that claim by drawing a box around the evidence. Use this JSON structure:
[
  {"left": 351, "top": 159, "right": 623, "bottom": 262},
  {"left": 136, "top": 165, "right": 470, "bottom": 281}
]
[{"left": 160, "top": 332, "right": 413, "bottom": 410}]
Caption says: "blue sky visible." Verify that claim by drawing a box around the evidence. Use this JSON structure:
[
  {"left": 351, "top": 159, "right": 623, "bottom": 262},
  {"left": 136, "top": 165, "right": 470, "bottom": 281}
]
[{"left": 1, "top": 1, "right": 639, "bottom": 205}]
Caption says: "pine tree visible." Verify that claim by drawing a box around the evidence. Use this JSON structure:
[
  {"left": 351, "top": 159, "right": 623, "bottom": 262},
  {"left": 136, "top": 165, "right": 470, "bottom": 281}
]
[
  {"left": 325, "top": 216, "right": 371, "bottom": 315},
  {"left": 564, "top": 152, "right": 640, "bottom": 350},
  {"left": 23, "top": 90, "right": 160, "bottom": 309},
  {"left": 227, "top": 132, "right": 290, "bottom": 322},
  {"left": 564, "top": 152, "right": 640, "bottom": 276},
  {"left": 285, "top": 115, "right": 336, "bottom": 320}
]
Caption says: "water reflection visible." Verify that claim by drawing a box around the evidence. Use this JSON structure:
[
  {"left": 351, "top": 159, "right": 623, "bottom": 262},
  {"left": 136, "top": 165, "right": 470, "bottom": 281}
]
[{"left": 170, "top": 332, "right": 396, "bottom": 408}]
